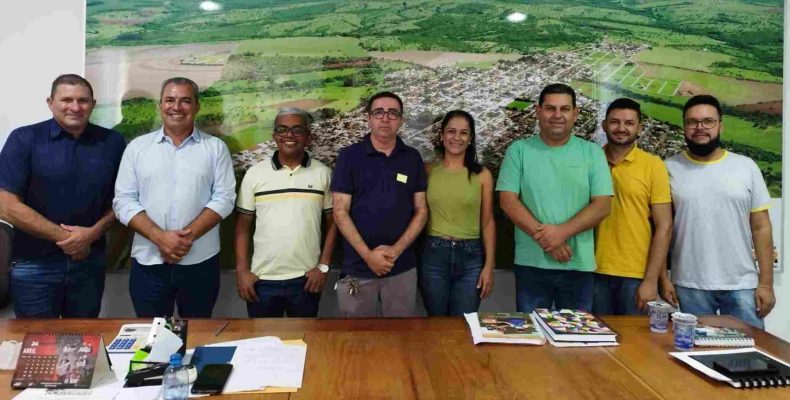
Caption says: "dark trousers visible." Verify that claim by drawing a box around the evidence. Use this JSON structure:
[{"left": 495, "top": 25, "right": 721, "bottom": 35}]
[
  {"left": 592, "top": 273, "right": 644, "bottom": 315},
  {"left": 246, "top": 276, "right": 320, "bottom": 318},
  {"left": 513, "top": 265, "right": 594, "bottom": 313},
  {"left": 10, "top": 248, "right": 105, "bottom": 318},
  {"left": 0, "top": 223, "right": 11, "bottom": 309},
  {"left": 129, "top": 255, "right": 220, "bottom": 318}
]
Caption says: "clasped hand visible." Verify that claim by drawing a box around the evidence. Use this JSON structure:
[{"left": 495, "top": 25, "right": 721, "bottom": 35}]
[
  {"left": 56, "top": 224, "right": 97, "bottom": 261},
  {"left": 366, "top": 245, "right": 398, "bottom": 276},
  {"left": 157, "top": 229, "right": 193, "bottom": 264},
  {"left": 533, "top": 224, "right": 573, "bottom": 263}
]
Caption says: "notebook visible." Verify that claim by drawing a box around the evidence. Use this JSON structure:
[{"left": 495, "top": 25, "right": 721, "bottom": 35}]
[
  {"left": 670, "top": 348, "right": 790, "bottom": 388},
  {"left": 532, "top": 309, "right": 617, "bottom": 343},
  {"left": 694, "top": 326, "right": 754, "bottom": 348}
]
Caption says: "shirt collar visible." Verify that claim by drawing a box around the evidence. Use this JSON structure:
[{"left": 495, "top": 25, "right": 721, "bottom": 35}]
[
  {"left": 270, "top": 150, "right": 311, "bottom": 170},
  {"left": 49, "top": 118, "right": 94, "bottom": 140},
  {"left": 363, "top": 133, "right": 408, "bottom": 156},
  {"left": 156, "top": 127, "right": 201, "bottom": 145},
  {"left": 604, "top": 143, "right": 638, "bottom": 166},
  {"left": 623, "top": 145, "right": 638, "bottom": 162}
]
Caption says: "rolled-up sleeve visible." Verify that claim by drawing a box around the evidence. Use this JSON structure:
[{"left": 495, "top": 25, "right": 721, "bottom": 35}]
[
  {"left": 205, "top": 140, "right": 236, "bottom": 219},
  {"left": 112, "top": 142, "right": 145, "bottom": 226}
]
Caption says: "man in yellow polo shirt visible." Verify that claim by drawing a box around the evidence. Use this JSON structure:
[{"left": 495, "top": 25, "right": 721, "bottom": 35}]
[
  {"left": 593, "top": 98, "right": 674, "bottom": 315},
  {"left": 234, "top": 108, "right": 337, "bottom": 317}
]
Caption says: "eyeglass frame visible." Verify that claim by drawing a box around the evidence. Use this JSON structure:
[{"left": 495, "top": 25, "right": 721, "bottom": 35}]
[
  {"left": 683, "top": 118, "right": 720, "bottom": 129},
  {"left": 273, "top": 125, "right": 309, "bottom": 136},
  {"left": 368, "top": 108, "right": 402, "bottom": 120}
]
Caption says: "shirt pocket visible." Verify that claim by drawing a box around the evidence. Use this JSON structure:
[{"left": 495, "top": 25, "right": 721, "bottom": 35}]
[{"left": 561, "top": 162, "right": 590, "bottom": 192}]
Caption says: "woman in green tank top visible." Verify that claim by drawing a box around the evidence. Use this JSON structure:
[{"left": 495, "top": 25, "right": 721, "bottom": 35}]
[{"left": 422, "top": 110, "right": 496, "bottom": 316}]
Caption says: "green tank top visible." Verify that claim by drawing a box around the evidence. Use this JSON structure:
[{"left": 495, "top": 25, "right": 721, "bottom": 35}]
[{"left": 426, "top": 162, "right": 481, "bottom": 239}]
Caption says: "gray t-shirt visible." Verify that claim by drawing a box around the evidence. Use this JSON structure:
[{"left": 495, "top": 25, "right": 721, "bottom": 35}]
[{"left": 666, "top": 151, "right": 771, "bottom": 290}]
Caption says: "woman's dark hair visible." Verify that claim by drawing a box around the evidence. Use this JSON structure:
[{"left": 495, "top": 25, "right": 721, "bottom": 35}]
[{"left": 437, "top": 110, "right": 483, "bottom": 180}]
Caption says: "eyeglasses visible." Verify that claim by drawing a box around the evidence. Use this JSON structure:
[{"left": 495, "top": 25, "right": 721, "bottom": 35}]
[
  {"left": 369, "top": 108, "right": 402, "bottom": 120},
  {"left": 684, "top": 118, "right": 719, "bottom": 129},
  {"left": 274, "top": 126, "right": 307, "bottom": 136}
]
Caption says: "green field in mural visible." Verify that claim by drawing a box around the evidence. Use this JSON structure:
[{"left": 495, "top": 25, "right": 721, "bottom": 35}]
[{"left": 86, "top": 0, "right": 783, "bottom": 268}]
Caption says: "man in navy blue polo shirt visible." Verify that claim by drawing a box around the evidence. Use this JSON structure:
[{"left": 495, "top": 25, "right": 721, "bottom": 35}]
[
  {"left": 0, "top": 74, "right": 126, "bottom": 318},
  {"left": 331, "top": 91, "right": 428, "bottom": 317}
]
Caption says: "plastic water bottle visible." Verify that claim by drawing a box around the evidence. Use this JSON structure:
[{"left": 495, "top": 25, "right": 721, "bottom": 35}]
[{"left": 161, "top": 353, "right": 189, "bottom": 400}]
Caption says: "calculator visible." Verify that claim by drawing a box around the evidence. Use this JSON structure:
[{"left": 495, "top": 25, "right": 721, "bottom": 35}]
[{"left": 107, "top": 324, "right": 152, "bottom": 354}]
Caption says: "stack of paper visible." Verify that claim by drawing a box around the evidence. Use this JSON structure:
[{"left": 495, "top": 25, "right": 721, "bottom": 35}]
[{"left": 206, "top": 336, "right": 307, "bottom": 394}]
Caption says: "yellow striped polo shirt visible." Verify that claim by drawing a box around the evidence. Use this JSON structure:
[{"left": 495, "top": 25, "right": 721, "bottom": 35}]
[{"left": 236, "top": 152, "right": 332, "bottom": 280}]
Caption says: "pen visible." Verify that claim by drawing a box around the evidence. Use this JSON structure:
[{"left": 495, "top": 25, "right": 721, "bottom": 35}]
[{"left": 214, "top": 321, "right": 229, "bottom": 337}]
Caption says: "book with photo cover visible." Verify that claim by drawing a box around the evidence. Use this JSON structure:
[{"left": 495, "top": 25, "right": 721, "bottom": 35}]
[
  {"left": 12, "top": 332, "right": 114, "bottom": 389},
  {"left": 694, "top": 326, "right": 754, "bottom": 348},
  {"left": 670, "top": 348, "right": 790, "bottom": 388},
  {"left": 463, "top": 312, "right": 545, "bottom": 345},
  {"left": 532, "top": 309, "right": 617, "bottom": 342}
]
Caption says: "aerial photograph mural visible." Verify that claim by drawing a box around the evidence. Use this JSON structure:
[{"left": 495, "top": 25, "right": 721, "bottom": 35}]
[{"left": 85, "top": 0, "right": 784, "bottom": 266}]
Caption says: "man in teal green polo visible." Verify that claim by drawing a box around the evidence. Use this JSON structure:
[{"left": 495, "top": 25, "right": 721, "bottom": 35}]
[{"left": 497, "top": 83, "right": 613, "bottom": 312}]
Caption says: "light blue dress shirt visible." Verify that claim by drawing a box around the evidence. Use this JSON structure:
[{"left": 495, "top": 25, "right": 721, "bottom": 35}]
[{"left": 113, "top": 128, "right": 236, "bottom": 266}]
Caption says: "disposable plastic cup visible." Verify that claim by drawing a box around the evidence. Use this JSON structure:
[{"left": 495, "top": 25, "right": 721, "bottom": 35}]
[
  {"left": 648, "top": 301, "right": 672, "bottom": 333},
  {"left": 672, "top": 312, "right": 698, "bottom": 351}
]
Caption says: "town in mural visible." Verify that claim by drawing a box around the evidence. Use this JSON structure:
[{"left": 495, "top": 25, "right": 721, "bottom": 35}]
[{"left": 86, "top": 0, "right": 783, "bottom": 197}]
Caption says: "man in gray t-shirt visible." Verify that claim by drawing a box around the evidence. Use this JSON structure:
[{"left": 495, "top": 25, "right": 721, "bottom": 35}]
[{"left": 666, "top": 95, "right": 775, "bottom": 329}]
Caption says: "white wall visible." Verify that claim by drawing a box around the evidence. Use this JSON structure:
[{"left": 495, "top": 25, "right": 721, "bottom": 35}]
[
  {"left": 1, "top": 1, "right": 789, "bottom": 339},
  {"left": 0, "top": 1, "right": 85, "bottom": 148},
  {"left": 763, "top": 3, "right": 790, "bottom": 340}
]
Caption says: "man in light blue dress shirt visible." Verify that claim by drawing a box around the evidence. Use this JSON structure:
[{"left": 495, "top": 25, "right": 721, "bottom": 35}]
[{"left": 113, "top": 77, "right": 236, "bottom": 318}]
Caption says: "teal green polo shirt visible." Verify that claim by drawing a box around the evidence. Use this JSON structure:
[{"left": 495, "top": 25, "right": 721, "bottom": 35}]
[{"left": 496, "top": 135, "right": 612, "bottom": 271}]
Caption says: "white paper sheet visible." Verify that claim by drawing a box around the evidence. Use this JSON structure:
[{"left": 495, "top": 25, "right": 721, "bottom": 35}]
[
  {"left": 12, "top": 388, "right": 123, "bottom": 400},
  {"left": 217, "top": 339, "right": 306, "bottom": 393},
  {"left": 146, "top": 328, "right": 183, "bottom": 363},
  {"left": 206, "top": 336, "right": 281, "bottom": 348},
  {"left": 113, "top": 386, "right": 161, "bottom": 400},
  {"left": 0, "top": 340, "right": 22, "bottom": 369}
]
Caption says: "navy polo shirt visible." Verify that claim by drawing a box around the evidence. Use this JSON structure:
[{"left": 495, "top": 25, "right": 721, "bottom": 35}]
[
  {"left": 0, "top": 119, "right": 126, "bottom": 259},
  {"left": 331, "top": 134, "right": 427, "bottom": 279}
]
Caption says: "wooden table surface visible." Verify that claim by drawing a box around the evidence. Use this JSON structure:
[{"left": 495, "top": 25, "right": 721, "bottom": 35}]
[{"left": 0, "top": 316, "right": 787, "bottom": 399}]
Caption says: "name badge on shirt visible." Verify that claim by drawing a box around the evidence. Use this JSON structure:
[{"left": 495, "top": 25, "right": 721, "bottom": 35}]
[{"left": 396, "top": 173, "right": 408, "bottom": 183}]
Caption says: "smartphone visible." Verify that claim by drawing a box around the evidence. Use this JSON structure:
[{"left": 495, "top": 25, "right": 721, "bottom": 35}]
[{"left": 191, "top": 363, "right": 233, "bottom": 395}]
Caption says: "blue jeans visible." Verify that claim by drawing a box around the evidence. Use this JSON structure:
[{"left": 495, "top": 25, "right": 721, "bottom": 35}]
[
  {"left": 129, "top": 255, "right": 220, "bottom": 318},
  {"left": 675, "top": 286, "right": 764, "bottom": 329},
  {"left": 420, "top": 236, "right": 483, "bottom": 316},
  {"left": 246, "top": 276, "right": 320, "bottom": 317},
  {"left": 10, "top": 248, "right": 105, "bottom": 318},
  {"left": 592, "top": 273, "right": 644, "bottom": 315},
  {"left": 514, "top": 265, "right": 593, "bottom": 313}
]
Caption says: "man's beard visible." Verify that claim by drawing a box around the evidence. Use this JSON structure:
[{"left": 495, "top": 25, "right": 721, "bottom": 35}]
[
  {"left": 686, "top": 135, "right": 721, "bottom": 157},
  {"left": 607, "top": 133, "right": 637, "bottom": 146}
]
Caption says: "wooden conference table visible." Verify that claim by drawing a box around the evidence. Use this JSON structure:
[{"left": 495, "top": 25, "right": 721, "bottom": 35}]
[{"left": 0, "top": 316, "right": 788, "bottom": 399}]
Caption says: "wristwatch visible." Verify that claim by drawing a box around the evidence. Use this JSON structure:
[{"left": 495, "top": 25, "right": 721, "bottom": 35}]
[{"left": 317, "top": 263, "right": 330, "bottom": 273}]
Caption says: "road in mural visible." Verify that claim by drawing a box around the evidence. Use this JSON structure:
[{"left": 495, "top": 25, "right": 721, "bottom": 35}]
[{"left": 87, "top": 0, "right": 783, "bottom": 268}]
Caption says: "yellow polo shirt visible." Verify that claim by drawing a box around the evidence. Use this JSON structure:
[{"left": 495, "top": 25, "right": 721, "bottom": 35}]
[{"left": 594, "top": 146, "right": 671, "bottom": 278}]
